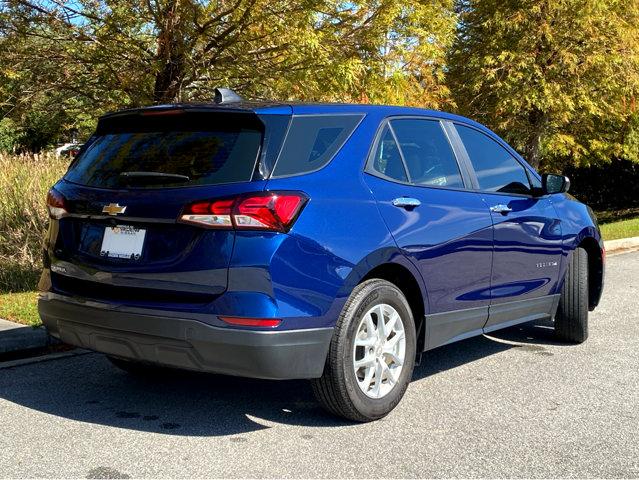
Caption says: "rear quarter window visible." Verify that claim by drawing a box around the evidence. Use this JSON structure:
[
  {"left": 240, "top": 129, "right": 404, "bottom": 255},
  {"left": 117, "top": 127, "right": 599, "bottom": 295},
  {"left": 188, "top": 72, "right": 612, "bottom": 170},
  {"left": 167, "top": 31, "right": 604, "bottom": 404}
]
[{"left": 271, "top": 115, "right": 363, "bottom": 177}]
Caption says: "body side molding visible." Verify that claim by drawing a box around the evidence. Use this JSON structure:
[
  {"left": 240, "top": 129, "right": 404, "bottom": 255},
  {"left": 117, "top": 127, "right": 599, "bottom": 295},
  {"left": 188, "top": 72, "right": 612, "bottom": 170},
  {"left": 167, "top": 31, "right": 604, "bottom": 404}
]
[{"left": 424, "top": 294, "right": 561, "bottom": 351}]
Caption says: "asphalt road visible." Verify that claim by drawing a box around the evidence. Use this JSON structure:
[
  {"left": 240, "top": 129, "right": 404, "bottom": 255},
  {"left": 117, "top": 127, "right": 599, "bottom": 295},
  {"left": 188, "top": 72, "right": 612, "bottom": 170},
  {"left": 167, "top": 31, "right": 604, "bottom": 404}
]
[{"left": 1, "top": 251, "right": 638, "bottom": 479}]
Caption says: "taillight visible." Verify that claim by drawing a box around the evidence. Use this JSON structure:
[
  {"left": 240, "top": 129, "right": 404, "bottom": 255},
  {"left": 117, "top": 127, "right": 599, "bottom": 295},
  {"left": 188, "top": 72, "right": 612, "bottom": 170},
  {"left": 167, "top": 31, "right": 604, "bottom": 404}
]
[
  {"left": 180, "top": 198, "right": 234, "bottom": 228},
  {"left": 179, "top": 191, "right": 307, "bottom": 232},
  {"left": 46, "top": 188, "right": 68, "bottom": 219}
]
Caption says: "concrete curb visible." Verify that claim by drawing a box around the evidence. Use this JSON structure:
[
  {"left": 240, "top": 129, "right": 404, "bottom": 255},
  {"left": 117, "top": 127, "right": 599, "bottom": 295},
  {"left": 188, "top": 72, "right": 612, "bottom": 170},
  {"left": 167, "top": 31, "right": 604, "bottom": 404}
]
[
  {"left": 0, "top": 319, "right": 58, "bottom": 355},
  {"left": 604, "top": 236, "right": 639, "bottom": 253}
]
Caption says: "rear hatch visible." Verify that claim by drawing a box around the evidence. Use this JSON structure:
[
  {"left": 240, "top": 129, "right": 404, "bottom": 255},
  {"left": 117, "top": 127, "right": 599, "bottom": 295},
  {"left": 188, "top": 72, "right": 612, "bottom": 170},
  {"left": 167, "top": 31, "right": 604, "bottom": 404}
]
[{"left": 47, "top": 108, "right": 289, "bottom": 309}]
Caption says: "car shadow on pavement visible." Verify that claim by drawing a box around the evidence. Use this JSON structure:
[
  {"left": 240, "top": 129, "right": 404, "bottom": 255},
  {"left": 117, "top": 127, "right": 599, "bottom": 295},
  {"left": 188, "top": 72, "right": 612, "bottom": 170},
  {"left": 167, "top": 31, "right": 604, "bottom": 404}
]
[
  {"left": 0, "top": 320, "right": 560, "bottom": 436},
  {"left": 486, "top": 317, "right": 570, "bottom": 347}
]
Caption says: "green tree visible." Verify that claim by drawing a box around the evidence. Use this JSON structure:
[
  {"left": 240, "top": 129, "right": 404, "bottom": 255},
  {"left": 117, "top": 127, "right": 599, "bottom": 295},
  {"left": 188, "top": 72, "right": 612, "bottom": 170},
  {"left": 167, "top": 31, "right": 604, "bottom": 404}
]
[
  {"left": 0, "top": 0, "right": 455, "bottom": 150},
  {"left": 448, "top": 0, "right": 639, "bottom": 170}
]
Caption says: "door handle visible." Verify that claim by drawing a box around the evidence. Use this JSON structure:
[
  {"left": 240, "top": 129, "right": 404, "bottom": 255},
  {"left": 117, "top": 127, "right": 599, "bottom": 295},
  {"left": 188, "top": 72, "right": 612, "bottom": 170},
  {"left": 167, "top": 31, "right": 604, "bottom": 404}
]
[
  {"left": 490, "top": 204, "right": 512, "bottom": 214},
  {"left": 392, "top": 197, "right": 421, "bottom": 209}
]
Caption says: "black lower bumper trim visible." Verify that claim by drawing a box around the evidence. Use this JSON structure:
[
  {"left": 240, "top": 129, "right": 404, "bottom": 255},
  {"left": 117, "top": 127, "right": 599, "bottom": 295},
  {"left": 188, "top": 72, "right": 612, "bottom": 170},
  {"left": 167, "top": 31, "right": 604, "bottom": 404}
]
[{"left": 38, "top": 295, "right": 333, "bottom": 380}]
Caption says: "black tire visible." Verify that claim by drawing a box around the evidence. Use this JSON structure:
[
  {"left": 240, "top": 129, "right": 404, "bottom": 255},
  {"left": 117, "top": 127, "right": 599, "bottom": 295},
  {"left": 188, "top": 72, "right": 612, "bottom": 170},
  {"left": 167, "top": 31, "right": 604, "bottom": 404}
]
[
  {"left": 107, "top": 355, "right": 172, "bottom": 377},
  {"left": 555, "top": 247, "right": 589, "bottom": 343},
  {"left": 311, "top": 279, "right": 417, "bottom": 422}
]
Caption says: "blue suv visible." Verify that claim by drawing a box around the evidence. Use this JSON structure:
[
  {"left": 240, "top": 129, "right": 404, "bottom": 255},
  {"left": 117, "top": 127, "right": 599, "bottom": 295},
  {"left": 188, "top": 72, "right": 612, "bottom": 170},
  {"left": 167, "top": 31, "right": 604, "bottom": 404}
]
[{"left": 39, "top": 89, "right": 604, "bottom": 421}]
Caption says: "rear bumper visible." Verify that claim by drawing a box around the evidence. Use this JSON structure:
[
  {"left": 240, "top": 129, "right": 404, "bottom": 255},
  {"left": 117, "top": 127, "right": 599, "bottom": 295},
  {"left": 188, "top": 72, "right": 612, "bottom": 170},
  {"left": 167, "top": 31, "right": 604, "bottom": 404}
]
[{"left": 38, "top": 294, "right": 333, "bottom": 380}]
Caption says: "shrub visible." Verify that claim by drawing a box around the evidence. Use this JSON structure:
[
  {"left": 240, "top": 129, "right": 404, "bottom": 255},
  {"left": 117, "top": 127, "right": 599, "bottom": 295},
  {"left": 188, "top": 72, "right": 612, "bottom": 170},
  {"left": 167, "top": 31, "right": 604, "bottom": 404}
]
[
  {"left": 0, "top": 153, "right": 68, "bottom": 292},
  {"left": 565, "top": 159, "right": 639, "bottom": 212},
  {"left": 0, "top": 118, "right": 24, "bottom": 153}
]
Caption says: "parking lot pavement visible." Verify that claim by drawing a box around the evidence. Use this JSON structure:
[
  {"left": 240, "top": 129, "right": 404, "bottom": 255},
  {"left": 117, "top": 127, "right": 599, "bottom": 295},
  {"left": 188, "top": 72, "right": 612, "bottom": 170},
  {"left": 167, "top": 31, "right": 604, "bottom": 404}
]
[{"left": 0, "top": 252, "right": 638, "bottom": 479}]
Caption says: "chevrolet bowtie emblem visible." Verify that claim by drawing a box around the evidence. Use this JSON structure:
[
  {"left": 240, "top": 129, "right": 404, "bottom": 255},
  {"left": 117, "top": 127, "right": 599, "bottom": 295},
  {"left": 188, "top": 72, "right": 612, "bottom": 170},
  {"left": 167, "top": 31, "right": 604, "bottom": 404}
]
[{"left": 102, "top": 203, "right": 127, "bottom": 216}]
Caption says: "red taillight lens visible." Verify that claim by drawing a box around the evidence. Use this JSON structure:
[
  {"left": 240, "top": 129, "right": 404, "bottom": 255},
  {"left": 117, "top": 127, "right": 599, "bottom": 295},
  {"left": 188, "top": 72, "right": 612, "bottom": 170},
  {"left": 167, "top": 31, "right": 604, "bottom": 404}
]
[
  {"left": 219, "top": 316, "right": 282, "bottom": 328},
  {"left": 180, "top": 199, "right": 234, "bottom": 228},
  {"left": 46, "top": 188, "right": 68, "bottom": 219},
  {"left": 234, "top": 193, "right": 305, "bottom": 231},
  {"left": 179, "top": 192, "right": 307, "bottom": 232}
]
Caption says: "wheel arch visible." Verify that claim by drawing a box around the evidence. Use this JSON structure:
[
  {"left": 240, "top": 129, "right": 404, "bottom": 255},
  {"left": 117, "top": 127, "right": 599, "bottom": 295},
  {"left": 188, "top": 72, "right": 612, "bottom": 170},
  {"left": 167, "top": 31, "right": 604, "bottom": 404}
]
[
  {"left": 576, "top": 236, "right": 604, "bottom": 310},
  {"left": 359, "top": 260, "right": 428, "bottom": 353}
]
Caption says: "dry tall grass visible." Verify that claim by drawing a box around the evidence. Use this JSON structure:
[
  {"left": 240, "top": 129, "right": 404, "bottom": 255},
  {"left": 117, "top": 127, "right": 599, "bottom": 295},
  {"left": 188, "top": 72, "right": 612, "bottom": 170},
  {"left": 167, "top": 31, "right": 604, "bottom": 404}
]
[{"left": 0, "top": 152, "right": 68, "bottom": 292}]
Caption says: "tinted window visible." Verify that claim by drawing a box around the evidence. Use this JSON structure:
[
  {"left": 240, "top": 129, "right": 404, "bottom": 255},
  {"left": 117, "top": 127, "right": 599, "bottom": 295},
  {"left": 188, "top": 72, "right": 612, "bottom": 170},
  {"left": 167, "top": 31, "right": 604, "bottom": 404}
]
[
  {"left": 390, "top": 119, "right": 464, "bottom": 188},
  {"left": 272, "top": 115, "right": 362, "bottom": 177},
  {"left": 257, "top": 114, "right": 291, "bottom": 178},
  {"left": 369, "top": 125, "right": 408, "bottom": 182},
  {"left": 66, "top": 113, "right": 263, "bottom": 189},
  {"left": 456, "top": 124, "right": 531, "bottom": 195}
]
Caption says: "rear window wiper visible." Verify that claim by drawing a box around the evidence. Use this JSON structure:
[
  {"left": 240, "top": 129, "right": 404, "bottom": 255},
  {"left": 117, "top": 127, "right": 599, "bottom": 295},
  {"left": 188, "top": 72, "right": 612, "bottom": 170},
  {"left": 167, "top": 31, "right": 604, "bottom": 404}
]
[{"left": 119, "top": 171, "right": 190, "bottom": 183}]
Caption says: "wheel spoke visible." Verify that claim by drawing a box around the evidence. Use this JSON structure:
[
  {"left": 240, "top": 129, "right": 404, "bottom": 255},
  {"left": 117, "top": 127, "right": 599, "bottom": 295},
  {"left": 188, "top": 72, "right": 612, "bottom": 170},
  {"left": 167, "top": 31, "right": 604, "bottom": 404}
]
[
  {"left": 383, "top": 350, "right": 404, "bottom": 366},
  {"left": 386, "top": 365, "right": 399, "bottom": 385},
  {"left": 379, "top": 359, "right": 394, "bottom": 386},
  {"left": 376, "top": 304, "right": 387, "bottom": 338},
  {"left": 386, "top": 311, "right": 400, "bottom": 335},
  {"left": 355, "top": 336, "right": 376, "bottom": 347},
  {"left": 385, "top": 330, "right": 405, "bottom": 350},
  {"left": 365, "top": 313, "right": 376, "bottom": 339},
  {"left": 371, "top": 360, "right": 384, "bottom": 397},
  {"left": 361, "top": 363, "right": 375, "bottom": 390},
  {"left": 354, "top": 355, "right": 375, "bottom": 369}
]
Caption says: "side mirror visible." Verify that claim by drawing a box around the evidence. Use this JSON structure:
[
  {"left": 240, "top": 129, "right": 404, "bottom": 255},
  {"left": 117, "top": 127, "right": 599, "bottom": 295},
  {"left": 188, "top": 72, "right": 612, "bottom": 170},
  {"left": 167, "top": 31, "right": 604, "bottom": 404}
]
[{"left": 542, "top": 173, "right": 570, "bottom": 195}]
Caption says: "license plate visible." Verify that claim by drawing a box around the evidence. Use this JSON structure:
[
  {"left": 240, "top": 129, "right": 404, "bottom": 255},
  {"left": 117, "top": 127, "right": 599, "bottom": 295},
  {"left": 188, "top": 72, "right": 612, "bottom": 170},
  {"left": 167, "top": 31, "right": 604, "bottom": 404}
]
[{"left": 100, "top": 225, "right": 146, "bottom": 260}]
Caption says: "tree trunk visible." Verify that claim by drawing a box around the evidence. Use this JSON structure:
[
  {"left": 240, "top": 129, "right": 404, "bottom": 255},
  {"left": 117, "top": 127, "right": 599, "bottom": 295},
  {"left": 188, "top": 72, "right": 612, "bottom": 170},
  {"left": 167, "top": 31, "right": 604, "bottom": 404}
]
[
  {"left": 524, "top": 108, "right": 546, "bottom": 170},
  {"left": 152, "top": 1, "right": 188, "bottom": 104}
]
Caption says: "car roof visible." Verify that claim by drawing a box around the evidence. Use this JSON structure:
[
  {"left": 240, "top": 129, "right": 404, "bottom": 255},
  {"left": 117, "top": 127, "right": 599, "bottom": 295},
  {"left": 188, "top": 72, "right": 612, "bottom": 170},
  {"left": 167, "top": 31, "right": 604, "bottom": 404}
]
[
  {"left": 97, "top": 99, "right": 537, "bottom": 178},
  {"left": 101, "top": 100, "right": 487, "bottom": 131}
]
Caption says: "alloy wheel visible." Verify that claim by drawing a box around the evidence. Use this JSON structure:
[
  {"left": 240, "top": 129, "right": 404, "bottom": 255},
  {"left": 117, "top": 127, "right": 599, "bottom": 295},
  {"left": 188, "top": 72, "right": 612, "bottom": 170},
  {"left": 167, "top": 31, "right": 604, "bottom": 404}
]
[{"left": 352, "top": 303, "right": 406, "bottom": 399}]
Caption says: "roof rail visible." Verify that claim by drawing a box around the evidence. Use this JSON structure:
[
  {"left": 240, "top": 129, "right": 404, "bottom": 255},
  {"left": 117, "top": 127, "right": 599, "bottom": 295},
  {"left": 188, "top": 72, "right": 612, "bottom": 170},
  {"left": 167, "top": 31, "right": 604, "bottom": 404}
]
[{"left": 214, "top": 87, "right": 243, "bottom": 104}]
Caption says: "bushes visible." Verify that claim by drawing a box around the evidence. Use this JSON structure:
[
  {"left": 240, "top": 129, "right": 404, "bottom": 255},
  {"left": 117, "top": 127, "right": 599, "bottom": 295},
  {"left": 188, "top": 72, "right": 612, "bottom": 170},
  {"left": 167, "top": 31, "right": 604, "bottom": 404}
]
[
  {"left": 565, "top": 159, "right": 639, "bottom": 214},
  {"left": 0, "top": 153, "right": 68, "bottom": 292}
]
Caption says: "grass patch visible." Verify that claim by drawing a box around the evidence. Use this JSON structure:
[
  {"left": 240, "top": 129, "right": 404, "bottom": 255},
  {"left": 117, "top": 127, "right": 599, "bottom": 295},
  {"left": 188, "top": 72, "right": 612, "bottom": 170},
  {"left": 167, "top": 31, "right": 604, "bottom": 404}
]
[
  {"left": 599, "top": 217, "right": 639, "bottom": 241},
  {"left": 595, "top": 207, "right": 639, "bottom": 224},
  {"left": 0, "top": 291, "right": 41, "bottom": 326},
  {"left": 0, "top": 152, "right": 68, "bottom": 293}
]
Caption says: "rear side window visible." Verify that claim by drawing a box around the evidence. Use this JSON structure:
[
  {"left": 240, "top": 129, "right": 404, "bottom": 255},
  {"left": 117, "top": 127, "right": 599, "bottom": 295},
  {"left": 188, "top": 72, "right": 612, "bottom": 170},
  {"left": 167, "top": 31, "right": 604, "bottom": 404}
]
[
  {"left": 272, "top": 115, "right": 363, "bottom": 177},
  {"left": 370, "top": 125, "right": 408, "bottom": 182},
  {"left": 456, "top": 124, "right": 532, "bottom": 195},
  {"left": 66, "top": 112, "right": 263, "bottom": 189},
  {"left": 390, "top": 119, "right": 464, "bottom": 188}
]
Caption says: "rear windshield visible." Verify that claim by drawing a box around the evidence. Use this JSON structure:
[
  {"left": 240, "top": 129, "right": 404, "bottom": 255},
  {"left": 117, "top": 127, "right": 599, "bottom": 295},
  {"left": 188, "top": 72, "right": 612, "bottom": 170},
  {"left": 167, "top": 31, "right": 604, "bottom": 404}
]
[{"left": 65, "top": 112, "right": 264, "bottom": 189}]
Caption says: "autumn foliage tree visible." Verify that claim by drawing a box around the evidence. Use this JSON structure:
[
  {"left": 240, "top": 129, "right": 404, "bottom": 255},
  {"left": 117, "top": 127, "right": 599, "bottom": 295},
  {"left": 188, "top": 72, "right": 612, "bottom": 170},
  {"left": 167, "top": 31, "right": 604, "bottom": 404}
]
[
  {"left": 448, "top": 0, "right": 639, "bottom": 170},
  {"left": 0, "top": 0, "right": 455, "bottom": 147},
  {"left": 2, "top": 0, "right": 639, "bottom": 173}
]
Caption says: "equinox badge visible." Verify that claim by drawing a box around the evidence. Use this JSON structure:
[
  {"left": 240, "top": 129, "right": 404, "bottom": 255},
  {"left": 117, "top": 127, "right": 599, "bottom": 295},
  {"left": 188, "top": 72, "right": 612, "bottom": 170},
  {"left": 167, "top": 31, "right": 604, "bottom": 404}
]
[{"left": 102, "top": 203, "right": 127, "bottom": 216}]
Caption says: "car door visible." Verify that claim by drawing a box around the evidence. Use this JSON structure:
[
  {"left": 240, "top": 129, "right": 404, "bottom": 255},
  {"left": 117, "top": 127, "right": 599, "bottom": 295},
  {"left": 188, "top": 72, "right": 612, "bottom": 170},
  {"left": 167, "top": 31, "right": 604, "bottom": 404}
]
[
  {"left": 451, "top": 123, "right": 563, "bottom": 331},
  {"left": 363, "top": 117, "right": 494, "bottom": 349}
]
